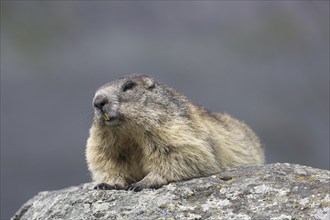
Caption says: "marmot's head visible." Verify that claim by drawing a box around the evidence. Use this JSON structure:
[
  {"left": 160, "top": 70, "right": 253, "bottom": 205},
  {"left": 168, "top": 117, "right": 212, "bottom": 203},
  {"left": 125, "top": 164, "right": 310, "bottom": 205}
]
[{"left": 92, "top": 74, "right": 188, "bottom": 128}]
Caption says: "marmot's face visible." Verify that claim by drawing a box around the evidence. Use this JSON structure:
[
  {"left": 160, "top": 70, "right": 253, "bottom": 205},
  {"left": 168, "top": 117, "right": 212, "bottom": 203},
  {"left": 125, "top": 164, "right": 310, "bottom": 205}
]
[{"left": 92, "top": 75, "right": 159, "bottom": 127}]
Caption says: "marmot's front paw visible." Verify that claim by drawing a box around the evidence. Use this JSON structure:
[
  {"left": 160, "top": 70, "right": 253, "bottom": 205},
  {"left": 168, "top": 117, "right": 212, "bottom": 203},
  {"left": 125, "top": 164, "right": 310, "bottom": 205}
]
[
  {"left": 125, "top": 182, "right": 161, "bottom": 192},
  {"left": 93, "top": 183, "right": 122, "bottom": 190}
]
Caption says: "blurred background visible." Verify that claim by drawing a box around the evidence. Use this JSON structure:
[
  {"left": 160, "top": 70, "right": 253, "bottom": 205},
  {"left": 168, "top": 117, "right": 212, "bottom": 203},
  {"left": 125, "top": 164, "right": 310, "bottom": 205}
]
[{"left": 1, "top": 1, "right": 329, "bottom": 219}]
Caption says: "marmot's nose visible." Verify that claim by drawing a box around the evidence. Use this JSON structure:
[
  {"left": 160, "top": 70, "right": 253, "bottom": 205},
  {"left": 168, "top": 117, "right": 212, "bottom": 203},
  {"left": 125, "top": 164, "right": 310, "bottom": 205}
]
[{"left": 93, "top": 95, "right": 108, "bottom": 110}]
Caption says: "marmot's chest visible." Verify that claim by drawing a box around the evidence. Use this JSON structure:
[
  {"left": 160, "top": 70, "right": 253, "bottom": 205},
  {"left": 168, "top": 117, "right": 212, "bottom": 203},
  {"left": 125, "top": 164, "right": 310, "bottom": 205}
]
[{"left": 111, "top": 143, "right": 145, "bottom": 181}]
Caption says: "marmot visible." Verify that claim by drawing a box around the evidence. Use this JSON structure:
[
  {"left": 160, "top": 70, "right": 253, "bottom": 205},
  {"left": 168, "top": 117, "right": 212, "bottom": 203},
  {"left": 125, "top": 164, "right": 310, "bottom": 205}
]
[{"left": 86, "top": 74, "right": 264, "bottom": 191}]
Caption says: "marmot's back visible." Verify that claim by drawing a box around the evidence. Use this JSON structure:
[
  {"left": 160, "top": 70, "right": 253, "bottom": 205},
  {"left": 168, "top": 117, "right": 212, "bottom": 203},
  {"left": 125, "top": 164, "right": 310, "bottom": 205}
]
[
  {"left": 203, "top": 112, "right": 263, "bottom": 166},
  {"left": 86, "top": 74, "right": 264, "bottom": 191}
]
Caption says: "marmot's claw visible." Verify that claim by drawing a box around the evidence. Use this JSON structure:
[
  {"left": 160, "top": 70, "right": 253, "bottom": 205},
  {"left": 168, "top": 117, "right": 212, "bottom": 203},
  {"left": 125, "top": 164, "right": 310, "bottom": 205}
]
[
  {"left": 125, "top": 183, "right": 161, "bottom": 192},
  {"left": 94, "top": 183, "right": 119, "bottom": 190},
  {"left": 125, "top": 184, "right": 143, "bottom": 192}
]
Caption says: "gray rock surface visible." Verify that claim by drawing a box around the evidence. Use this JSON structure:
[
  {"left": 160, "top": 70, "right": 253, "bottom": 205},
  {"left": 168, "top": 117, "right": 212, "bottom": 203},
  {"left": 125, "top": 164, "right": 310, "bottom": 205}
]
[{"left": 12, "top": 163, "right": 330, "bottom": 220}]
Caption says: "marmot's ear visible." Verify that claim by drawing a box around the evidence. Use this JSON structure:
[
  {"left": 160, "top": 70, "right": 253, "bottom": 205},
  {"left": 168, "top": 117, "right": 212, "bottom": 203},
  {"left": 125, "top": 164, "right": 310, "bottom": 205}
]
[{"left": 143, "top": 77, "right": 156, "bottom": 90}]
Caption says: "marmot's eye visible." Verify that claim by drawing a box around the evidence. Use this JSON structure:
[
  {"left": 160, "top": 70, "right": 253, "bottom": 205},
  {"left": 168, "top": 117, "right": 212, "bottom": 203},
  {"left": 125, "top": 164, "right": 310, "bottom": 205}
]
[{"left": 123, "top": 81, "right": 136, "bottom": 92}]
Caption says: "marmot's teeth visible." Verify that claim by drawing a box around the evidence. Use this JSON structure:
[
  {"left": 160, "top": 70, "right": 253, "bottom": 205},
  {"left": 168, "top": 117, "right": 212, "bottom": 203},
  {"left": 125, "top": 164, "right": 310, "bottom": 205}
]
[{"left": 103, "top": 113, "right": 110, "bottom": 121}]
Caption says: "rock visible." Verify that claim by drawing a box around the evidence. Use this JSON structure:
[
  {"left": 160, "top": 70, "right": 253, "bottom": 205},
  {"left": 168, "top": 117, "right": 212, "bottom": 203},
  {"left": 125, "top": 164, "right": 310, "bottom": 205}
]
[{"left": 12, "top": 163, "right": 330, "bottom": 220}]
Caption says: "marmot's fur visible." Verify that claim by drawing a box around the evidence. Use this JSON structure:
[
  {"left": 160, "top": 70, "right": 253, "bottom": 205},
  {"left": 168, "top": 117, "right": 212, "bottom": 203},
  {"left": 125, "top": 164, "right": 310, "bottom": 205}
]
[{"left": 86, "top": 74, "right": 264, "bottom": 191}]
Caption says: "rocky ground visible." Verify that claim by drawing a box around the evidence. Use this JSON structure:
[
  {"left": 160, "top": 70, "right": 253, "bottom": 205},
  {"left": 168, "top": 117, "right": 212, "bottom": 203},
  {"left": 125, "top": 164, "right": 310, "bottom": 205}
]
[{"left": 12, "top": 163, "right": 330, "bottom": 220}]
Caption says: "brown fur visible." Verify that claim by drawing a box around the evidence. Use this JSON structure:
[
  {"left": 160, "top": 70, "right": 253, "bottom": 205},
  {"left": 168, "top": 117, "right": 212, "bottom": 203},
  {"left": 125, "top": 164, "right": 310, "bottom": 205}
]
[{"left": 86, "top": 74, "right": 264, "bottom": 191}]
